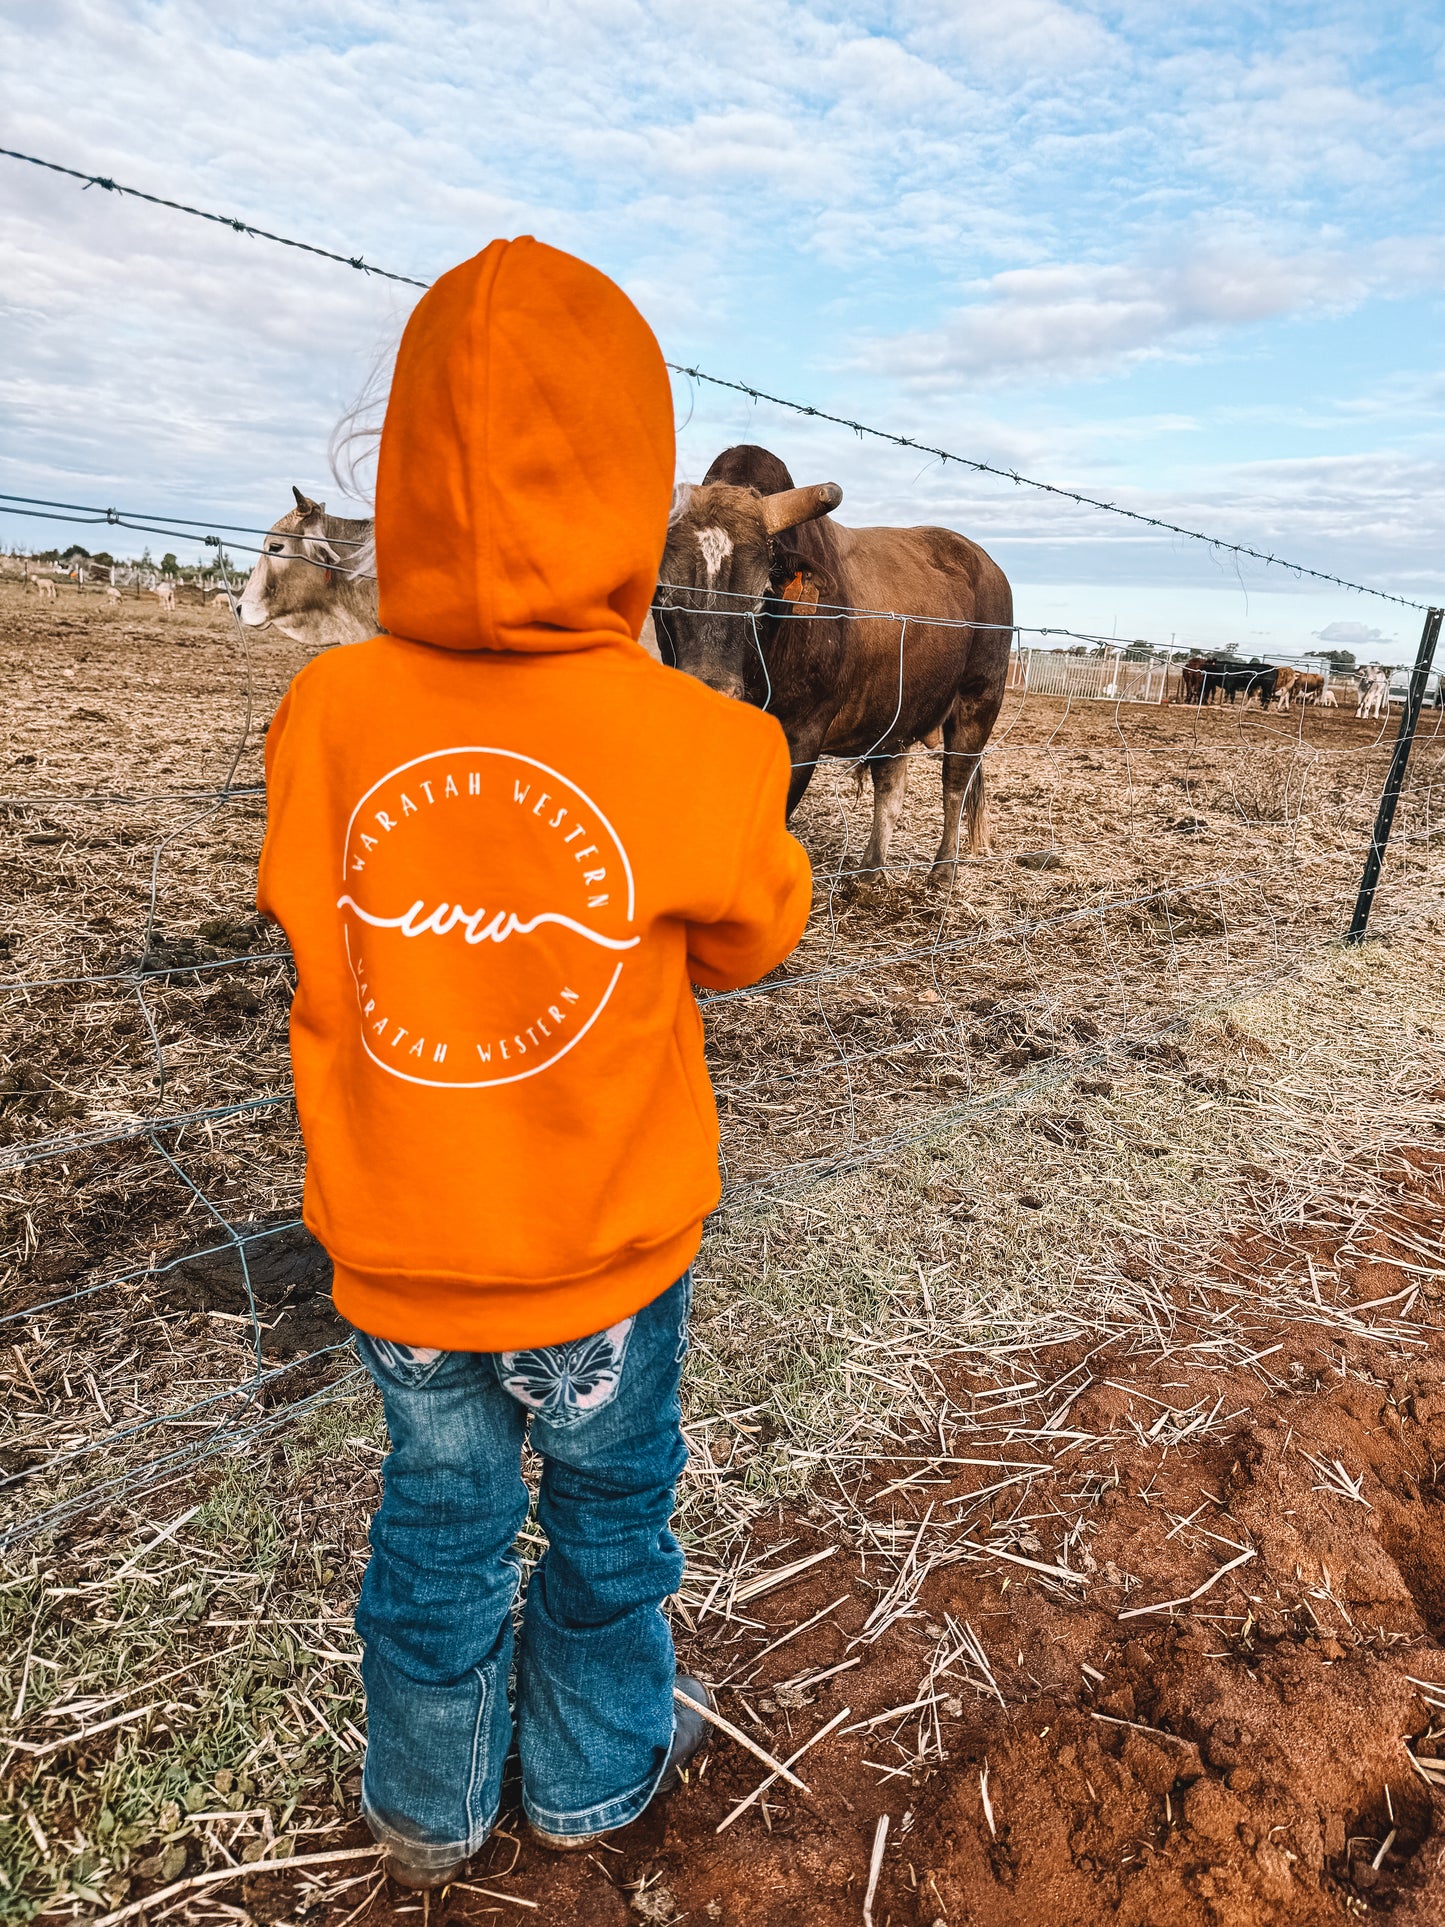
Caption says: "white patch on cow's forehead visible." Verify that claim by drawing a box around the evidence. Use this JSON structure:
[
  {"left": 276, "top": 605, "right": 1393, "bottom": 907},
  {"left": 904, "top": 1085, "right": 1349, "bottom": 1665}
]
[{"left": 695, "top": 525, "right": 733, "bottom": 580}]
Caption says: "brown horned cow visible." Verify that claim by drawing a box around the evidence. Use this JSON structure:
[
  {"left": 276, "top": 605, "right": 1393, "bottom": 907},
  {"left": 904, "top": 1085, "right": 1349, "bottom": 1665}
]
[{"left": 653, "top": 445, "right": 1013, "bottom": 880}]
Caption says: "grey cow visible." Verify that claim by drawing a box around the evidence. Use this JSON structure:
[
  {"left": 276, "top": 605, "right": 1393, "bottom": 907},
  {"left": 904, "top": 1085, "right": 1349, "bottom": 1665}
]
[
  {"left": 238, "top": 489, "right": 378, "bottom": 649},
  {"left": 239, "top": 488, "right": 663, "bottom": 659}
]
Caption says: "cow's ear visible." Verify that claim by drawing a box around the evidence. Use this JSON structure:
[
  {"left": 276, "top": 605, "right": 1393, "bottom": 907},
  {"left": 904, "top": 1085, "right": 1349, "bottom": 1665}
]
[
  {"left": 303, "top": 533, "right": 341, "bottom": 570},
  {"left": 767, "top": 546, "right": 808, "bottom": 591}
]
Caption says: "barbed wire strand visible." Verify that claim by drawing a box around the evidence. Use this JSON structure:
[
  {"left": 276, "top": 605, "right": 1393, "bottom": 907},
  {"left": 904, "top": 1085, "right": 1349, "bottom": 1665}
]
[
  {"left": 0, "top": 145, "right": 1428, "bottom": 611},
  {"left": 0, "top": 149, "right": 430, "bottom": 288}
]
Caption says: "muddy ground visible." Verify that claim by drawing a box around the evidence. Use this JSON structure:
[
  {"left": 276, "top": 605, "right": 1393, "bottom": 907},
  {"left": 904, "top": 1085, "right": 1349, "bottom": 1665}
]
[{"left": 1, "top": 579, "right": 1443, "bottom": 1924}]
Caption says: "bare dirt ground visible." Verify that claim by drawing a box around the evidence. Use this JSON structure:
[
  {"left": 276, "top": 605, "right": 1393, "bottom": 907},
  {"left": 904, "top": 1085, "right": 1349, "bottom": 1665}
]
[{"left": 2, "top": 580, "right": 1444, "bottom": 1925}]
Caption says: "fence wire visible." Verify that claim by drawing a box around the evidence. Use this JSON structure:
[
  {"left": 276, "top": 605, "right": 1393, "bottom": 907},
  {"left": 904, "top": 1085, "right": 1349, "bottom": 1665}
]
[{"left": 0, "top": 564, "right": 1440, "bottom": 1550}]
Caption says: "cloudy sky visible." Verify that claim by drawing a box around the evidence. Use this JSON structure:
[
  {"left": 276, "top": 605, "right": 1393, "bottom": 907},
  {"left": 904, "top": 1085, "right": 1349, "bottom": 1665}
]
[{"left": 2, "top": 0, "right": 1442, "bottom": 657}]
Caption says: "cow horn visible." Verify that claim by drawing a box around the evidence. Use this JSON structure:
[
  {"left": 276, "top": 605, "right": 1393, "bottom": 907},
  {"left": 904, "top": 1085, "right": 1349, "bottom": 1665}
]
[
  {"left": 292, "top": 486, "right": 324, "bottom": 515},
  {"left": 761, "top": 483, "right": 842, "bottom": 536}
]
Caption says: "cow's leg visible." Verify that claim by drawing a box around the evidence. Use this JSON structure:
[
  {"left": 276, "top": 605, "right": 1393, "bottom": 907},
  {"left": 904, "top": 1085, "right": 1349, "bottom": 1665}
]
[
  {"left": 861, "top": 754, "right": 910, "bottom": 875},
  {"left": 784, "top": 720, "right": 829, "bottom": 818},
  {"left": 930, "top": 699, "right": 991, "bottom": 882}
]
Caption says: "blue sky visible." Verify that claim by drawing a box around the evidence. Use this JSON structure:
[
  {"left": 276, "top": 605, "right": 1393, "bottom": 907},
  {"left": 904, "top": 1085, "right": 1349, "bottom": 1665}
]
[{"left": 2, "top": 0, "right": 1442, "bottom": 659}]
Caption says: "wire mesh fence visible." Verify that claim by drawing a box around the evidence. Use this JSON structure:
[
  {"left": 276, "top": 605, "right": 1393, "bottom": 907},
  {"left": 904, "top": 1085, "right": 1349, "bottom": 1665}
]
[
  {"left": 0, "top": 565, "right": 1441, "bottom": 1552},
  {"left": 0, "top": 150, "right": 1440, "bottom": 1554}
]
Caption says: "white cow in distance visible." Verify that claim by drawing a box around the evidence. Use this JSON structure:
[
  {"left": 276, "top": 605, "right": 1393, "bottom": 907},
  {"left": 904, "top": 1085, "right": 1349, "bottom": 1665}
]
[
  {"left": 1356, "top": 666, "right": 1391, "bottom": 719},
  {"left": 105, "top": 585, "right": 121, "bottom": 607},
  {"left": 154, "top": 581, "right": 177, "bottom": 612},
  {"left": 32, "top": 577, "right": 57, "bottom": 601}
]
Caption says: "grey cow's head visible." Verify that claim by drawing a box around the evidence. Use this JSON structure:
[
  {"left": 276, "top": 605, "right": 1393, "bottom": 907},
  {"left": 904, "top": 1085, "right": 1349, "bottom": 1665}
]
[
  {"left": 238, "top": 488, "right": 374, "bottom": 648},
  {"left": 654, "top": 479, "right": 841, "bottom": 700}
]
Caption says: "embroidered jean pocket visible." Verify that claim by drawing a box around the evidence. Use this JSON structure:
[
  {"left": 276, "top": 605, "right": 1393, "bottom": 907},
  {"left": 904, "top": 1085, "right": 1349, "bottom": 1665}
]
[
  {"left": 357, "top": 1332, "right": 449, "bottom": 1387},
  {"left": 497, "top": 1316, "right": 635, "bottom": 1425}
]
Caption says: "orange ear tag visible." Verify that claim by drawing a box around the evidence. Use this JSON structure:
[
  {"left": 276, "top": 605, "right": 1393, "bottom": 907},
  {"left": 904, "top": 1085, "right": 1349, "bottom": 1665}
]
[{"left": 782, "top": 572, "right": 819, "bottom": 618}]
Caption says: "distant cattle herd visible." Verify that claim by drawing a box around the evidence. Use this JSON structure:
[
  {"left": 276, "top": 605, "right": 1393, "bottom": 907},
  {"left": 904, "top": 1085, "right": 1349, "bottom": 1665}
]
[{"left": 1177, "top": 653, "right": 1401, "bottom": 717}]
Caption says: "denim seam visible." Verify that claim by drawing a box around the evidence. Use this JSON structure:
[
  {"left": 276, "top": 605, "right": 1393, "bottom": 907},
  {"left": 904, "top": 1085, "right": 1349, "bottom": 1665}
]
[
  {"left": 360, "top": 1662, "right": 496, "bottom": 1861},
  {"left": 522, "top": 1738, "right": 671, "bottom": 1838},
  {"left": 674, "top": 1272, "right": 693, "bottom": 1364},
  {"left": 362, "top": 1794, "right": 499, "bottom": 1865},
  {"left": 464, "top": 1663, "right": 489, "bottom": 1841}
]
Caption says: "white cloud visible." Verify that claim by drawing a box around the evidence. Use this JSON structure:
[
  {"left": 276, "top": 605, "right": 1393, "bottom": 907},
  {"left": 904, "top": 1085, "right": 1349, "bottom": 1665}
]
[
  {"left": 901, "top": 0, "right": 1116, "bottom": 75},
  {"left": 864, "top": 244, "right": 1377, "bottom": 388},
  {"left": 0, "top": 0, "right": 1440, "bottom": 621},
  {"left": 1162, "top": 39, "right": 1440, "bottom": 197},
  {"left": 1314, "top": 619, "right": 1399, "bottom": 655}
]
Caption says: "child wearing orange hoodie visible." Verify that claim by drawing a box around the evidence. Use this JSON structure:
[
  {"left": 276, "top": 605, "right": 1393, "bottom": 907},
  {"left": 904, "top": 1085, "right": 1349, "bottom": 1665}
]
[{"left": 257, "top": 239, "right": 812, "bottom": 1885}]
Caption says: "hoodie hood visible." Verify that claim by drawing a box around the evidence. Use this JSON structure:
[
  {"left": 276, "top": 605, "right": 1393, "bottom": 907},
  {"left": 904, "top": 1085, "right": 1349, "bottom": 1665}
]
[{"left": 375, "top": 237, "right": 675, "bottom": 654}]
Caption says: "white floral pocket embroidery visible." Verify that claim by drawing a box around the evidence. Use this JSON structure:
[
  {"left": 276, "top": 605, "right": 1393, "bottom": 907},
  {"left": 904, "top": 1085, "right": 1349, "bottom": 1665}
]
[
  {"left": 499, "top": 1317, "right": 635, "bottom": 1418},
  {"left": 368, "top": 1336, "right": 445, "bottom": 1378}
]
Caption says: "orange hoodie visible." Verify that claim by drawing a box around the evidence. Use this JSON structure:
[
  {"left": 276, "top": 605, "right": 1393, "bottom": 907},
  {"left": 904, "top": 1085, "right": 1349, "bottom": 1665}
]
[{"left": 257, "top": 238, "right": 812, "bottom": 1351}]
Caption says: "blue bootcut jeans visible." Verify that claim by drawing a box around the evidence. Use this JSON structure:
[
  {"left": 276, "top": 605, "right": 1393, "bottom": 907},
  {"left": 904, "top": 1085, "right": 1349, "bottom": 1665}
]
[{"left": 352, "top": 1272, "right": 691, "bottom": 1871}]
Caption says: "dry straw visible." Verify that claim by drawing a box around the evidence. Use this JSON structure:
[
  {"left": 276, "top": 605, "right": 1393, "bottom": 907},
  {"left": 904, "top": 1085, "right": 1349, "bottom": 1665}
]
[{"left": 0, "top": 579, "right": 1442, "bottom": 1915}]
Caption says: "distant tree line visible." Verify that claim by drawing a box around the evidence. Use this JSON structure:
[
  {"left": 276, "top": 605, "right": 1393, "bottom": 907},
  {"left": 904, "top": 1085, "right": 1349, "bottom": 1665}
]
[{"left": 4, "top": 542, "right": 236, "bottom": 582}]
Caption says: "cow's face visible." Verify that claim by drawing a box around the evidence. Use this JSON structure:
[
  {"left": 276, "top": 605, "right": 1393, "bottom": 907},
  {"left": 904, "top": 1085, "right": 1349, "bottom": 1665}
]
[
  {"left": 655, "top": 480, "right": 841, "bottom": 700},
  {"left": 238, "top": 488, "right": 344, "bottom": 634}
]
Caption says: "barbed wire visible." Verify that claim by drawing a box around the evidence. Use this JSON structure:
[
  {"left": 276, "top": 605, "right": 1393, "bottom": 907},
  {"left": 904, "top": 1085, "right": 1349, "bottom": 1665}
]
[
  {"left": 667, "top": 370, "right": 1433, "bottom": 612},
  {"left": 0, "top": 145, "right": 1430, "bottom": 611},
  {"left": 0, "top": 148, "right": 429, "bottom": 288},
  {"left": 0, "top": 490, "right": 372, "bottom": 547}
]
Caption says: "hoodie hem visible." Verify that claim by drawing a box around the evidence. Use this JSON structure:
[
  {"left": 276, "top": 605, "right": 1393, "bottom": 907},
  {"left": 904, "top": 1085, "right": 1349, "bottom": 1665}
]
[{"left": 330, "top": 1218, "right": 704, "bottom": 1353}]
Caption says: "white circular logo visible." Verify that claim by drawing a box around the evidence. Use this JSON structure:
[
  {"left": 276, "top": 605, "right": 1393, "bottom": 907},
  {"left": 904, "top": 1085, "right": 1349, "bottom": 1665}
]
[{"left": 338, "top": 747, "right": 638, "bottom": 1088}]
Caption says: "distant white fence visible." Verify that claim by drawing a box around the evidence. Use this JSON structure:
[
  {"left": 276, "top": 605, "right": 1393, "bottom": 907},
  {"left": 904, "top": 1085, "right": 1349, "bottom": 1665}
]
[
  {"left": 1007, "top": 647, "right": 1180, "bottom": 703},
  {"left": 1005, "top": 649, "right": 1384, "bottom": 707}
]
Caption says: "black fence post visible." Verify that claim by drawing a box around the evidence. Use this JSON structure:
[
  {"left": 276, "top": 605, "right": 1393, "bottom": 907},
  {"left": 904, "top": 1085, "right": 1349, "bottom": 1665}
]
[{"left": 1345, "top": 605, "right": 1443, "bottom": 943}]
